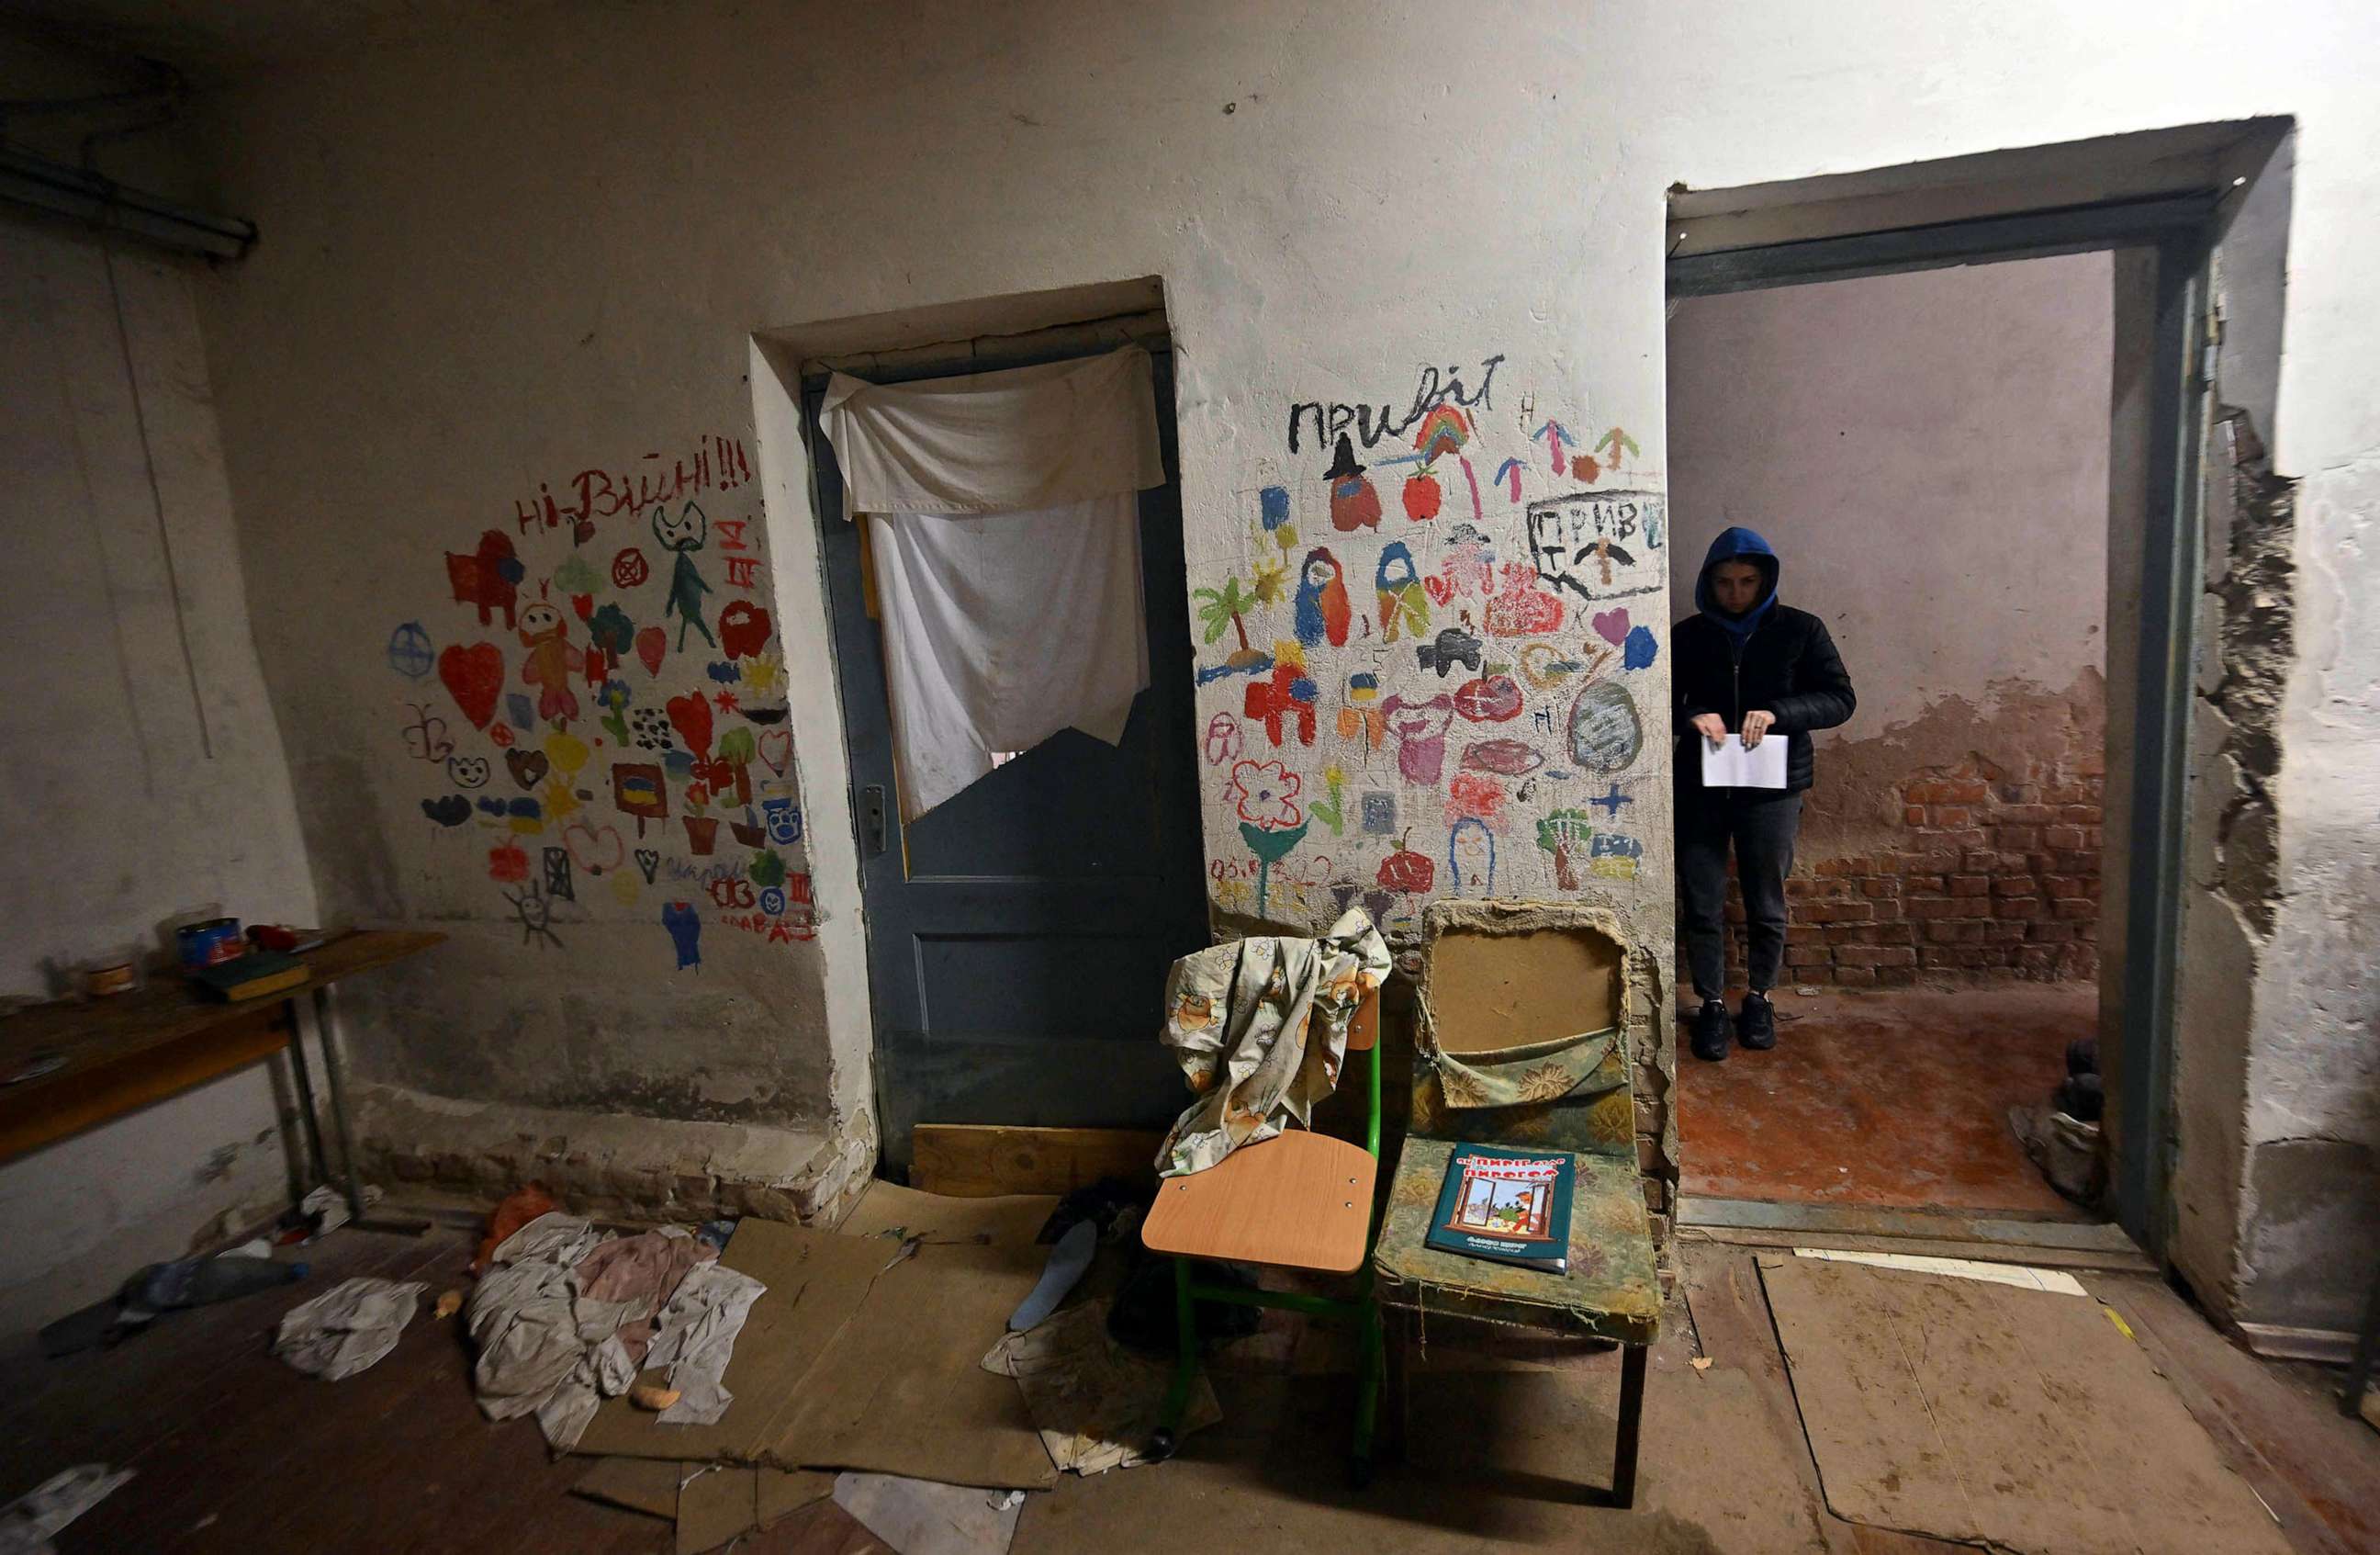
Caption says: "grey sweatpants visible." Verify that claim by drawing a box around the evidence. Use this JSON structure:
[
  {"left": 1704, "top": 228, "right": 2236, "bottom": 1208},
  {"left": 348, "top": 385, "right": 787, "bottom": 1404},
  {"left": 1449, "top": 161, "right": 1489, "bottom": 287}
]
[{"left": 1678, "top": 787, "right": 1802, "bottom": 1000}]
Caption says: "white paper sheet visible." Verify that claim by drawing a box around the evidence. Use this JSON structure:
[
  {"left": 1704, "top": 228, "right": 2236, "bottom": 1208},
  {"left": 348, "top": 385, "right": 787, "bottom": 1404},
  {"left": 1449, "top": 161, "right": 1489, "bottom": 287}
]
[
  {"left": 1791, "top": 1247, "right": 2088, "bottom": 1296},
  {"left": 1700, "top": 730, "right": 1788, "bottom": 788}
]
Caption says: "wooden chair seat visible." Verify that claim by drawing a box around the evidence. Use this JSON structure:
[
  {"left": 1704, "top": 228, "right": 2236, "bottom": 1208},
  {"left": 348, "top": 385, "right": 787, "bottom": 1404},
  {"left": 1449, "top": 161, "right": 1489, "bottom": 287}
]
[
  {"left": 1373, "top": 1136, "right": 1661, "bottom": 1345},
  {"left": 1142, "top": 1129, "right": 1377, "bottom": 1275}
]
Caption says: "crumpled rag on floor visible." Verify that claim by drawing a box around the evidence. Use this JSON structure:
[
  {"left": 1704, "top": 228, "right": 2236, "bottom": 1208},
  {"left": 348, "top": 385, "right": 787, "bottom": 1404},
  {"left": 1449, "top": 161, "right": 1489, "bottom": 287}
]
[
  {"left": 273, "top": 1277, "right": 428, "bottom": 1380},
  {"left": 465, "top": 1211, "right": 762, "bottom": 1449}
]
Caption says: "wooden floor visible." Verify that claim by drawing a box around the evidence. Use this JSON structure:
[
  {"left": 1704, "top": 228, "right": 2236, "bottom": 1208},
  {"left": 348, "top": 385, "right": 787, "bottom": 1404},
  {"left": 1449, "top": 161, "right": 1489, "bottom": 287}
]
[
  {"left": 1678, "top": 984, "right": 2098, "bottom": 1214},
  {"left": 6, "top": 1221, "right": 2375, "bottom": 1554}
]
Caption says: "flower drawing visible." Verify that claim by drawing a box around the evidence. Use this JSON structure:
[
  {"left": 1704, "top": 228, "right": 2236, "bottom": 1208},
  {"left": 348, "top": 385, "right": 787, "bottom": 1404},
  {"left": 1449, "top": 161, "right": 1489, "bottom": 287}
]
[{"left": 1227, "top": 759, "right": 1304, "bottom": 831}]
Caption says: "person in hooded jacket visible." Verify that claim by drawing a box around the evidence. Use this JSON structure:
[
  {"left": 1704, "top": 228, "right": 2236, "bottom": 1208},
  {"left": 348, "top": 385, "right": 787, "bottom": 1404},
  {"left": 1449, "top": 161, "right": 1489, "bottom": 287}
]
[{"left": 1675, "top": 526, "right": 1856, "bottom": 1061}]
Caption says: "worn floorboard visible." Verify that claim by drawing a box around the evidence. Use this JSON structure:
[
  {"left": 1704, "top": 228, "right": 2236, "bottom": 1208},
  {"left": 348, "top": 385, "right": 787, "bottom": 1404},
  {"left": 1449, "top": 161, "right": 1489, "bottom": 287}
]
[
  {"left": 2091, "top": 1271, "right": 2380, "bottom": 1555},
  {"left": 7, "top": 1228, "right": 2374, "bottom": 1555}
]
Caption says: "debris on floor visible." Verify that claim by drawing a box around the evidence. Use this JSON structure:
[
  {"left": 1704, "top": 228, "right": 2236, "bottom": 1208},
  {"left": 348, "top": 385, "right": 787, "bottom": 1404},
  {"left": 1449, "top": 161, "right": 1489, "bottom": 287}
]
[
  {"left": 279, "top": 1181, "right": 383, "bottom": 1245},
  {"left": 2008, "top": 1032, "right": 2108, "bottom": 1206},
  {"left": 1008, "top": 1219, "right": 1097, "bottom": 1332},
  {"left": 273, "top": 1276, "right": 428, "bottom": 1379},
  {"left": 2009, "top": 1103, "right": 2105, "bottom": 1205},
  {"left": 982, "top": 1299, "right": 1221, "bottom": 1474},
  {"left": 41, "top": 1244, "right": 309, "bottom": 1357},
  {"left": 466, "top": 1212, "right": 760, "bottom": 1449},
  {"left": 536, "top": 1180, "right": 1099, "bottom": 1549},
  {"left": 832, "top": 1470, "right": 1024, "bottom": 1555},
  {"left": 0, "top": 1464, "right": 131, "bottom": 1555},
  {"left": 470, "top": 1182, "right": 559, "bottom": 1275}
]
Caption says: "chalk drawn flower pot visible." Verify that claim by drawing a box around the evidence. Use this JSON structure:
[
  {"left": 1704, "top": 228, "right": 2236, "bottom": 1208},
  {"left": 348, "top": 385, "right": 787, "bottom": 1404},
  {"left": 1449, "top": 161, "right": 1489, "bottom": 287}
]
[{"left": 683, "top": 816, "right": 720, "bottom": 855}]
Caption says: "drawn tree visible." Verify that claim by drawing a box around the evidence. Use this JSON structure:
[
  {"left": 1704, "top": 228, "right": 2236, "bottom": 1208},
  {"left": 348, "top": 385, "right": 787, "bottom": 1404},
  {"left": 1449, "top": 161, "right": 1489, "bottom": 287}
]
[
  {"left": 1194, "top": 577, "right": 1259, "bottom": 655},
  {"left": 1535, "top": 808, "right": 1594, "bottom": 892}
]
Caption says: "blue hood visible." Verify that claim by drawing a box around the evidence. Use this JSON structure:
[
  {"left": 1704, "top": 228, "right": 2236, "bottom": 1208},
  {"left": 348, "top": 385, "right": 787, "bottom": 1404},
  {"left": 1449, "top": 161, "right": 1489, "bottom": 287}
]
[{"left": 1694, "top": 526, "right": 1779, "bottom": 646}]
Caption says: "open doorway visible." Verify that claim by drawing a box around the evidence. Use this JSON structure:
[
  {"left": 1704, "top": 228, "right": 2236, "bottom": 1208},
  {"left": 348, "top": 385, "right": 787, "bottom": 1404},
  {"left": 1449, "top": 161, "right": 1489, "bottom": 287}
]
[{"left": 1667, "top": 251, "right": 2116, "bottom": 1221}]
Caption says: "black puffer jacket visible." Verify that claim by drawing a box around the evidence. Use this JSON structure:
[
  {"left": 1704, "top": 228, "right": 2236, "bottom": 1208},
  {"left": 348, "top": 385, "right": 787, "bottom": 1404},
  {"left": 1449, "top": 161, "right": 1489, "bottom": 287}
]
[{"left": 1673, "top": 532, "right": 1856, "bottom": 799}]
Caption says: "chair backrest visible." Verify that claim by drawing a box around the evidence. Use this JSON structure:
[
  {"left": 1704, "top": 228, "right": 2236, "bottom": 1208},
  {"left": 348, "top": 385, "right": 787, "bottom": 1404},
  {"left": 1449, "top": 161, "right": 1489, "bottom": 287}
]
[
  {"left": 1406, "top": 902, "right": 1637, "bottom": 1161},
  {"left": 1345, "top": 987, "right": 1380, "bottom": 1054}
]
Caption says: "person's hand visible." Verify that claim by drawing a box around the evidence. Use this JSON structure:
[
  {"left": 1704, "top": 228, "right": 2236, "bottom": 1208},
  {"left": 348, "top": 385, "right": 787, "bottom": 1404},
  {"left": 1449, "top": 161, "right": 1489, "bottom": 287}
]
[
  {"left": 1742, "top": 709, "right": 1776, "bottom": 749},
  {"left": 1690, "top": 713, "right": 1726, "bottom": 750}
]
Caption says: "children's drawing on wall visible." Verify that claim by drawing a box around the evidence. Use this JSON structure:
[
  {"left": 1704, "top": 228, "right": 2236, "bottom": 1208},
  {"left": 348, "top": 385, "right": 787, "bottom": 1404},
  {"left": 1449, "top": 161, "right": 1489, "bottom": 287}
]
[
  {"left": 1203, "top": 355, "right": 1662, "bottom": 932},
  {"left": 396, "top": 432, "right": 815, "bottom": 959}
]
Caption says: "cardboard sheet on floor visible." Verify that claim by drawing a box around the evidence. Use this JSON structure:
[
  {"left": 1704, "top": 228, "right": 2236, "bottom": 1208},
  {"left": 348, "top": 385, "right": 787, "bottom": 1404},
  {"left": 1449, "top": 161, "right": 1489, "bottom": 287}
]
[
  {"left": 1759, "top": 1255, "right": 2296, "bottom": 1555},
  {"left": 573, "top": 1218, "right": 889, "bottom": 1462},
  {"left": 570, "top": 1456, "right": 684, "bottom": 1518},
  {"left": 769, "top": 1243, "right": 1059, "bottom": 1488},
  {"left": 676, "top": 1464, "right": 836, "bottom": 1555},
  {"left": 569, "top": 1209, "right": 1058, "bottom": 1489},
  {"left": 836, "top": 1179, "right": 1058, "bottom": 1254}
]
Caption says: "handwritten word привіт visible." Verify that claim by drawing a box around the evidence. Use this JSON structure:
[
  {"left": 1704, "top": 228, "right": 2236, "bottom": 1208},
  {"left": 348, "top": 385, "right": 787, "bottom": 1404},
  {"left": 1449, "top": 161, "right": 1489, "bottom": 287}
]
[
  {"left": 1287, "top": 356, "right": 1504, "bottom": 456},
  {"left": 512, "top": 435, "right": 754, "bottom": 536}
]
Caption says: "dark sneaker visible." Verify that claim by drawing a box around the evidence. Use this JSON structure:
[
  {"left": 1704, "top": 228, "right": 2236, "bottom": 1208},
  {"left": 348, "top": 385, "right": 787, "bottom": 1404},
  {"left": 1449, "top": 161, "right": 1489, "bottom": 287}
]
[
  {"left": 1738, "top": 992, "right": 1778, "bottom": 1052},
  {"left": 1690, "top": 998, "right": 1731, "bottom": 1062}
]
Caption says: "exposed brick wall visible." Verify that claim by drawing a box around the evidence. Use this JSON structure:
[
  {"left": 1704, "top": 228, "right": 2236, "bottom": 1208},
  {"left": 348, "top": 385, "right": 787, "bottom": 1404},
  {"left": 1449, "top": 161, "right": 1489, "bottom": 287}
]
[{"left": 1701, "top": 750, "right": 2104, "bottom": 988}]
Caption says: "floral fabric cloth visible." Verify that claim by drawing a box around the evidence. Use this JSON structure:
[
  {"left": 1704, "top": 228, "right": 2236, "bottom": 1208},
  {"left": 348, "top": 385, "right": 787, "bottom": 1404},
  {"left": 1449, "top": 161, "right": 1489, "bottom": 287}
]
[
  {"left": 1418, "top": 1022, "right": 1621, "bottom": 1116},
  {"left": 1156, "top": 909, "right": 1391, "bottom": 1177}
]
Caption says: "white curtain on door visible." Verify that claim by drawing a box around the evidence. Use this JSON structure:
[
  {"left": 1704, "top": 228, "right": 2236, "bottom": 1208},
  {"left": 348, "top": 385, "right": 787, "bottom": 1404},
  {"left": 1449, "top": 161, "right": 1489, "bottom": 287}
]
[{"left": 821, "top": 345, "right": 1164, "bottom": 822}]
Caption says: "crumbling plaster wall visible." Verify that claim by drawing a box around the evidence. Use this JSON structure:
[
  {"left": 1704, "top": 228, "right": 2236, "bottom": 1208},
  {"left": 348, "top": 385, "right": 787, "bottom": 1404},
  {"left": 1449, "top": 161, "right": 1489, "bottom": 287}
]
[
  {"left": 0, "top": 208, "right": 320, "bottom": 1330},
  {"left": 169, "top": 1, "right": 2380, "bottom": 1322},
  {"left": 2203, "top": 137, "right": 2377, "bottom": 1333}
]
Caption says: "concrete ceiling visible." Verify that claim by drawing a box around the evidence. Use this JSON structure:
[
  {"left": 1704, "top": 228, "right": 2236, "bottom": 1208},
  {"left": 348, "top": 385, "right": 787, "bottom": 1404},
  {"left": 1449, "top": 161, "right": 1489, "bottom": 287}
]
[{"left": 3, "top": 0, "right": 513, "bottom": 77}]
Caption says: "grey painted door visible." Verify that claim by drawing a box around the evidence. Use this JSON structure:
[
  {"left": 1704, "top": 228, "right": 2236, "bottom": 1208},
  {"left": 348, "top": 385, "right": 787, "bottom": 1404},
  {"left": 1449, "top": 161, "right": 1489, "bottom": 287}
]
[{"left": 810, "top": 349, "right": 1207, "bottom": 1173}]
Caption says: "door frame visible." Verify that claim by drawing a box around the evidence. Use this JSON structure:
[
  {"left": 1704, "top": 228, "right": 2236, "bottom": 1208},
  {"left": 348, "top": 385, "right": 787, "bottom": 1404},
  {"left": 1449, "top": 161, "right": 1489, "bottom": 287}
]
[
  {"left": 1665, "top": 191, "right": 2222, "bottom": 1257},
  {"left": 793, "top": 318, "right": 1204, "bottom": 1172}
]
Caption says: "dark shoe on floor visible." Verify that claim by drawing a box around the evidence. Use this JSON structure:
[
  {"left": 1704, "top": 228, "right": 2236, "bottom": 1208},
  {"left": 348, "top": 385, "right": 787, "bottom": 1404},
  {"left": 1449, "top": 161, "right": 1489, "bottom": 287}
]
[
  {"left": 1737, "top": 992, "right": 1778, "bottom": 1051},
  {"left": 1690, "top": 998, "right": 1731, "bottom": 1062}
]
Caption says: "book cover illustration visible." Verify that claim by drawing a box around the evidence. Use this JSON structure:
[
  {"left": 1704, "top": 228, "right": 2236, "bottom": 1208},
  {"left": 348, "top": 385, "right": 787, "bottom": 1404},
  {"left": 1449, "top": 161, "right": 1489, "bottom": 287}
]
[{"left": 1424, "top": 1143, "right": 1574, "bottom": 1273}]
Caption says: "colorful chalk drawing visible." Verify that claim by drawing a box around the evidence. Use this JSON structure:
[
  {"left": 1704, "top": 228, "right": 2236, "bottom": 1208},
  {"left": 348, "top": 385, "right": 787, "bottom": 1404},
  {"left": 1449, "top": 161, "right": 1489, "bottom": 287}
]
[
  {"left": 405, "top": 434, "right": 811, "bottom": 963},
  {"left": 387, "top": 622, "right": 434, "bottom": 679},
  {"left": 1202, "top": 356, "right": 1666, "bottom": 928}
]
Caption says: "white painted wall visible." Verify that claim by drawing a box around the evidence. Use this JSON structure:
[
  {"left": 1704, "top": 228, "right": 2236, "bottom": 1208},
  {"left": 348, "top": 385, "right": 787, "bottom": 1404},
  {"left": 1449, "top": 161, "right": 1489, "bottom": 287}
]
[
  {"left": 0, "top": 219, "right": 319, "bottom": 1334},
  {"left": 165, "top": 0, "right": 2380, "bottom": 1324},
  {"left": 1668, "top": 254, "right": 2113, "bottom": 737}
]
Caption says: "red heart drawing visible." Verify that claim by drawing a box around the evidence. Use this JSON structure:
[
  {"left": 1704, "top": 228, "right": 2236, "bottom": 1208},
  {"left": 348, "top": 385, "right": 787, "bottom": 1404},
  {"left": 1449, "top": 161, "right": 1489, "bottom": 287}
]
[
  {"left": 437, "top": 642, "right": 504, "bottom": 729},
  {"left": 1590, "top": 607, "right": 1631, "bottom": 646},
  {"left": 667, "top": 693, "right": 714, "bottom": 760},
  {"left": 634, "top": 625, "right": 667, "bottom": 677},
  {"left": 571, "top": 593, "right": 595, "bottom": 622},
  {"left": 564, "top": 820, "right": 625, "bottom": 875},
  {"left": 1423, "top": 575, "right": 1455, "bottom": 607},
  {"left": 757, "top": 727, "right": 792, "bottom": 777}
]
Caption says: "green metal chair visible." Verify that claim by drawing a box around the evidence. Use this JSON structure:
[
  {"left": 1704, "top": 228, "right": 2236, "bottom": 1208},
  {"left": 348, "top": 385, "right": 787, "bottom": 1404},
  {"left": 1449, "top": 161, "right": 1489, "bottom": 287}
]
[
  {"left": 1141, "top": 988, "right": 1389, "bottom": 1482},
  {"left": 1370, "top": 902, "right": 1661, "bottom": 1507}
]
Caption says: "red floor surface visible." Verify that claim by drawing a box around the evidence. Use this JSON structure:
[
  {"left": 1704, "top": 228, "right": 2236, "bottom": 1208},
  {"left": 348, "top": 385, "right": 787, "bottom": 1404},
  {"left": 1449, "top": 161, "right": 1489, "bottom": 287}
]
[{"left": 1678, "top": 983, "right": 2099, "bottom": 1215}]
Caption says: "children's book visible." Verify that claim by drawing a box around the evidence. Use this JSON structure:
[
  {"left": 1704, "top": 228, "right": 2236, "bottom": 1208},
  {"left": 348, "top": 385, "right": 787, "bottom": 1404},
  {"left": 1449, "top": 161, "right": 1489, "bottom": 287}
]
[{"left": 1425, "top": 1143, "right": 1574, "bottom": 1273}]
